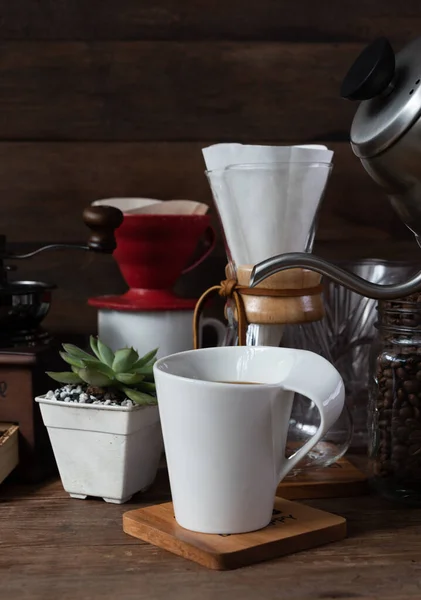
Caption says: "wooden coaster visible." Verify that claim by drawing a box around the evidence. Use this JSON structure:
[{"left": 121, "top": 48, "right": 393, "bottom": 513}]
[
  {"left": 278, "top": 452, "right": 368, "bottom": 500},
  {"left": 123, "top": 497, "right": 346, "bottom": 570}
]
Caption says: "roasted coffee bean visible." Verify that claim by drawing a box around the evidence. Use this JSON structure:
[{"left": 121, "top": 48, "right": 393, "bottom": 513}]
[
  {"left": 393, "top": 398, "right": 402, "bottom": 410},
  {"left": 396, "top": 368, "right": 406, "bottom": 379},
  {"left": 400, "top": 406, "right": 414, "bottom": 419},
  {"left": 404, "top": 380, "right": 420, "bottom": 393},
  {"left": 384, "top": 390, "right": 395, "bottom": 401},
  {"left": 397, "top": 389, "right": 407, "bottom": 401},
  {"left": 409, "top": 394, "right": 421, "bottom": 407}
]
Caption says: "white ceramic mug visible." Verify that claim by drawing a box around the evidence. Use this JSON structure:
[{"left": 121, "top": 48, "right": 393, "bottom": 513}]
[
  {"left": 154, "top": 346, "right": 345, "bottom": 534},
  {"left": 98, "top": 310, "right": 226, "bottom": 358}
]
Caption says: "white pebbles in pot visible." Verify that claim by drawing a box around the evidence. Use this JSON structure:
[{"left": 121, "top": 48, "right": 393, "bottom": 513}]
[{"left": 44, "top": 385, "right": 135, "bottom": 407}]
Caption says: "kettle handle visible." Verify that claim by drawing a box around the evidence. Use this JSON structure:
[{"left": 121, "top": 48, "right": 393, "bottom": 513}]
[{"left": 250, "top": 252, "right": 421, "bottom": 300}]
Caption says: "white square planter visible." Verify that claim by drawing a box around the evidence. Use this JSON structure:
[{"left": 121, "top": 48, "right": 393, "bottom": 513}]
[{"left": 36, "top": 396, "right": 163, "bottom": 504}]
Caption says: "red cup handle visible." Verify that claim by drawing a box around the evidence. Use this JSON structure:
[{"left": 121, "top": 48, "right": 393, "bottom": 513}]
[{"left": 181, "top": 226, "right": 216, "bottom": 275}]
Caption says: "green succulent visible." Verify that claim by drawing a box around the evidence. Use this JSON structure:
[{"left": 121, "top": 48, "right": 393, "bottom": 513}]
[{"left": 46, "top": 336, "right": 158, "bottom": 406}]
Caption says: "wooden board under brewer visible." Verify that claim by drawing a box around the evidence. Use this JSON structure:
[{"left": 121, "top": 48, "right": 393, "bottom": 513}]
[
  {"left": 278, "top": 451, "right": 368, "bottom": 500},
  {"left": 123, "top": 497, "right": 347, "bottom": 570},
  {"left": 0, "top": 423, "right": 19, "bottom": 485}
]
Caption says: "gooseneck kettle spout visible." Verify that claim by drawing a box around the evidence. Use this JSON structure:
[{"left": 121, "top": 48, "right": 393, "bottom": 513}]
[{"left": 250, "top": 253, "right": 421, "bottom": 300}]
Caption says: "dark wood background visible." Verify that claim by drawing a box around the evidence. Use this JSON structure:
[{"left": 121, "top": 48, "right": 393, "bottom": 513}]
[{"left": 1, "top": 1, "right": 420, "bottom": 336}]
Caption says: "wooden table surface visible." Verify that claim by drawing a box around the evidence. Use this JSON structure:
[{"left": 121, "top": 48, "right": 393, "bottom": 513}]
[{"left": 1, "top": 463, "right": 421, "bottom": 600}]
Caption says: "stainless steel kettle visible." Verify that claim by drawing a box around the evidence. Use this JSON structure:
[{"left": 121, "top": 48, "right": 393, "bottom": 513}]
[{"left": 250, "top": 37, "right": 421, "bottom": 299}]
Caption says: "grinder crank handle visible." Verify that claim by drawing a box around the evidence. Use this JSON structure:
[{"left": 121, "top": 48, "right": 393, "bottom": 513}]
[
  {"left": 0, "top": 206, "right": 124, "bottom": 261},
  {"left": 83, "top": 205, "right": 124, "bottom": 253}
]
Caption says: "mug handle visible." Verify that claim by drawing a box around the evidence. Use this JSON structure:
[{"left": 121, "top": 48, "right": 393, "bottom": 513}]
[
  {"left": 196, "top": 317, "right": 226, "bottom": 348},
  {"left": 200, "top": 317, "right": 226, "bottom": 347},
  {"left": 277, "top": 350, "right": 345, "bottom": 482},
  {"left": 181, "top": 226, "right": 216, "bottom": 275}
]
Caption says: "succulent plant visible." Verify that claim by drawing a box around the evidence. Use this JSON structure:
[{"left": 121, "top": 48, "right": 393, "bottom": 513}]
[{"left": 46, "top": 336, "right": 158, "bottom": 405}]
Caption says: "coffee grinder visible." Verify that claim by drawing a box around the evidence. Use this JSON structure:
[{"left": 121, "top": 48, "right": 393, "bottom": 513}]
[{"left": 0, "top": 205, "right": 123, "bottom": 482}]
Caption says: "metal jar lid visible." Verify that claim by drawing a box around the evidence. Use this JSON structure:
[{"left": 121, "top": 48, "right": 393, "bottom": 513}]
[{"left": 341, "top": 37, "right": 421, "bottom": 158}]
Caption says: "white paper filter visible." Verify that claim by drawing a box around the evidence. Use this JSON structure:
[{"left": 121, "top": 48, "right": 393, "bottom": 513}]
[
  {"left": 203, "top": 143, "right": 334, "bottom": 347},
  {"left": 92, "top": 198, "right": 209, "bottom": 215},
  {"left": 204, "top": 143, "right": 333, "bottom": 265}
]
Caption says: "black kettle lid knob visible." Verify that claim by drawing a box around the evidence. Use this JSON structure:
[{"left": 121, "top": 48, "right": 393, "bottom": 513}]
[{"left": 341, "top": 37, "right": 396, "bottom": 101}]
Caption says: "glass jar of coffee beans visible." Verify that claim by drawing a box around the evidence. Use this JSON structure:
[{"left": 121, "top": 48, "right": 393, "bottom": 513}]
[{"left": 369, "top": 295, "right": 421, "bottom": 503}]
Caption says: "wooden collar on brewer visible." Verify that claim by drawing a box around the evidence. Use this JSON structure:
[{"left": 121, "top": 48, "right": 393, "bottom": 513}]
[{"left": 193, "top": 266, "right": 324, "bottom": 349}]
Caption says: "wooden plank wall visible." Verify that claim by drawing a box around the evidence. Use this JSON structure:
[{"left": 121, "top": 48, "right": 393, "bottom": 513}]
[{"left": 0, "top": 1, "right": 420, "bottom": 335}]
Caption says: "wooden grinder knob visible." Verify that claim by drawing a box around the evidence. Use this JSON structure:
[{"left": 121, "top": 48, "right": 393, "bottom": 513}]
[{"left": 83, "top": 206, "right": 124, "bottom": 253}]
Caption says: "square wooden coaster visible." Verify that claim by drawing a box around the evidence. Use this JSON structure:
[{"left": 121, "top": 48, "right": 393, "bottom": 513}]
[
  {"left": 278, "top": 447, "right": 368, "bottom": 500},
  {"left": 123, "top": 496, "right": 346, "bottom": 570}
]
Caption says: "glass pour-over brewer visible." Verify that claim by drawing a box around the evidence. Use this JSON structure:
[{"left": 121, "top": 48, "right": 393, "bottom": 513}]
[{"left": 199, "top": 145, "right": 353, "bottom": 471}]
